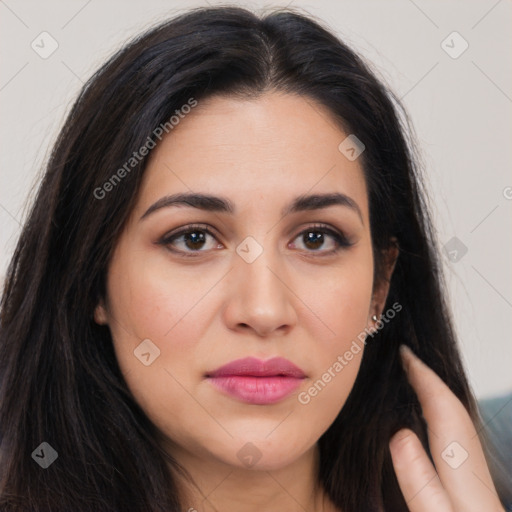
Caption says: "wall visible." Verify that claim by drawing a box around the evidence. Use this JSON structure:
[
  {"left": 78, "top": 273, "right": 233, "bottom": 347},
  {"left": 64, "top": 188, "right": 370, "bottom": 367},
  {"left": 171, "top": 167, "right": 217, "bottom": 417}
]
[{"left": 0, "top": 0, "right": 510, "bottom": 399}]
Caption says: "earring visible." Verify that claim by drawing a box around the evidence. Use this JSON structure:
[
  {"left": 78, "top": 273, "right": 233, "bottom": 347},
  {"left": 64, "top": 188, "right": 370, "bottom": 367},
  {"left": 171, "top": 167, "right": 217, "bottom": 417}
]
[{"left": 371, "top": 315, "right": 378, "bottom": 322}]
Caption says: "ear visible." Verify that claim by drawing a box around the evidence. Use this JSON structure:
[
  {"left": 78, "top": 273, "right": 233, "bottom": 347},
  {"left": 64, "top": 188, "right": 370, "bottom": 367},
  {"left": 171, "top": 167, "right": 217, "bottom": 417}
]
[
  {"left": 93, "top": 298, "right": 109, "bottom": 325},
  {"left": 369, "top": 239, "right": 399, "bottom": 322}
]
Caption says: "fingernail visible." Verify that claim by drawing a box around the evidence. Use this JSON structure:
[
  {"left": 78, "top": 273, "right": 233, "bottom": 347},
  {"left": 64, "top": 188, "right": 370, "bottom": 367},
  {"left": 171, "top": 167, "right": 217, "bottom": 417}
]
[
  {"left": 389, "top": 427, "right": 414, "bottom": 445},
  {"left": 399, "top": 344, "right": 412, "bottom": 357},
  {"left": 399, "top": 344, "right": 414, "bottom": 370}
]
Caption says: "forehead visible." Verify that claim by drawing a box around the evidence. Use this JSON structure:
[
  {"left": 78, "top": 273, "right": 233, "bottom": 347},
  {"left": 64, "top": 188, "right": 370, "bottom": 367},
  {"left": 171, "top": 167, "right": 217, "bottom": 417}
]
[{"left": 137, "top": 92, "right": 369, "bottom": 218}]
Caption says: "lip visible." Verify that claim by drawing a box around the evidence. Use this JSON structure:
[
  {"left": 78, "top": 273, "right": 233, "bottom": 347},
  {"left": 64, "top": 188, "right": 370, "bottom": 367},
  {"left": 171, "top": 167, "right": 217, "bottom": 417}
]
[{"left": 206, "top": 357, "right": 306, "bottom": 405}]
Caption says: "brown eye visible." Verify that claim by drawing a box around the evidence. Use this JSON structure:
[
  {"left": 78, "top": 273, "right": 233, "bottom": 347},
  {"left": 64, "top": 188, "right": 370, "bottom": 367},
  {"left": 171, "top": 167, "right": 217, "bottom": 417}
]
[
  {"left": 290, "top": 225, "right": 352, "bottom": 254},
  {"left": 180, "top": 231, "right": 208, "bottom": 250},
  {"left": 303, "top": 231, "right": 326, "bottom": 250},
  {"left": 158, "top": 224, "right": 223, "bottom": 256}
]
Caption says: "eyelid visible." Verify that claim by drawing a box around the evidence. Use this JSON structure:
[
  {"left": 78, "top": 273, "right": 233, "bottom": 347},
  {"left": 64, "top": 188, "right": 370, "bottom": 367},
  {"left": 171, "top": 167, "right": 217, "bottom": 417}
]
[
  {"left": 156, "top": 223, "right": 222, "bottom": 257},
  {"left": 160, "top": 222, "right": 219, "bottom": 240},
  {"left": 290, "top": 223, "right": 354, "bottom": 252},
  {"left": 157, "top": 222, "right": 353, "bottom": 256}
]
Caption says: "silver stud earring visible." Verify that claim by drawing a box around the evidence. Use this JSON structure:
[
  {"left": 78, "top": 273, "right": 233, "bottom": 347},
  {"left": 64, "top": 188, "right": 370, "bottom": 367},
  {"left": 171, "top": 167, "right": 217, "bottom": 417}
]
[{"left": 371, "top": 315, "right": 378, "bottom": 322}]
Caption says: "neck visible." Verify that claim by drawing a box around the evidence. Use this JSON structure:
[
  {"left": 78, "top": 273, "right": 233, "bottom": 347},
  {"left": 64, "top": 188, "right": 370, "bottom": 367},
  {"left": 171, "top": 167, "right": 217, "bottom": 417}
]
[{"left": 167, "top": 443, "right": 339, "bottom": 512}]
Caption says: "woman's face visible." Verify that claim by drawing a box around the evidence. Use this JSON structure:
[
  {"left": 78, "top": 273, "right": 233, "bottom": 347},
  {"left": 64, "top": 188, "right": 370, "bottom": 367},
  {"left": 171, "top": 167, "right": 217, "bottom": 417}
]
[{"left": 95, "top": 92, "right": 391, "bottom": 472}]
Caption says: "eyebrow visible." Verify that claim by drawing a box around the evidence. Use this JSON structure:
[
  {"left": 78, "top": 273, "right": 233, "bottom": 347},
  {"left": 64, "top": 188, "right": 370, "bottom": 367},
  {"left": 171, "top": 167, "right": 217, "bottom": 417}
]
[{"left": 140, "top": 192, "right": 363, "bottom": 222}]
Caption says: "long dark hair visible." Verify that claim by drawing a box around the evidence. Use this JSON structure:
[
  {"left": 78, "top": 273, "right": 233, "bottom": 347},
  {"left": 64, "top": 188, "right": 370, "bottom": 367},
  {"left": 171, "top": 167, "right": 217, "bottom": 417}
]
[{"left": 0, "top": 6, "right": 507, "bottom": 511}]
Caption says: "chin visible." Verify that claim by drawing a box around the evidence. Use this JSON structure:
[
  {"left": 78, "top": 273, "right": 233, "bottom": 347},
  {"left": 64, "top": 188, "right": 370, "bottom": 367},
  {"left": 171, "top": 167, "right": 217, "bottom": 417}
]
[{"left": 217, "top": 430, "right": 318, "bottom": 472}]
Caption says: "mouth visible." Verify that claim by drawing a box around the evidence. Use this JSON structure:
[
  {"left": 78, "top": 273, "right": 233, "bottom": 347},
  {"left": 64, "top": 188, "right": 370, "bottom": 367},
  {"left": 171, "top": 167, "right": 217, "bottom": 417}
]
[{"left": 205, "top": 357, "right": 306, "bottom": 405}]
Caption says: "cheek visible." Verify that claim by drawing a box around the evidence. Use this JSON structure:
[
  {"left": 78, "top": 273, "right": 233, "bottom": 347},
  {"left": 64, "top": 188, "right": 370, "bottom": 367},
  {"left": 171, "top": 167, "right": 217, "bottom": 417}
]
[
  {"left": 293, "top": 250, "right": 374, "bottom": 413},
  {"left": 104, "top": 254, "right": 219, "bottom": 435},
  {"left": 316, "top": 275, "right": 373, "bottom": 335},
  {"left": 104, "top": 246, "right": 220, "bottom": 379},
  {"left": 297, "top": 248, "right": 374, "bottom": 345}
]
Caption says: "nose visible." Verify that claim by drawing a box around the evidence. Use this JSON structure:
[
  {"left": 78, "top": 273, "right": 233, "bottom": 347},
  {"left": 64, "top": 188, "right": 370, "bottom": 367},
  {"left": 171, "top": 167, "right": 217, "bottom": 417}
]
[{"left": 222, "top": 244, "right": 298, "bottom": 338}]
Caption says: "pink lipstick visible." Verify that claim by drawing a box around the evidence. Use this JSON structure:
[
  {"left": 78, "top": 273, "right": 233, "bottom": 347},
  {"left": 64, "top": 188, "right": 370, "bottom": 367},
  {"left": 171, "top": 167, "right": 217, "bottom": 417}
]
[{"left": 206, "top": 357, "right": 306, "bottom": 405}]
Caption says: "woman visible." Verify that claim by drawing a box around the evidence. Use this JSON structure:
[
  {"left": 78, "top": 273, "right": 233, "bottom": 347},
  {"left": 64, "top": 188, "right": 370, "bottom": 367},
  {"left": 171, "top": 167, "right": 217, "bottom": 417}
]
[{"left": 0, "top": 6, "right": 508, "bottom": 511}]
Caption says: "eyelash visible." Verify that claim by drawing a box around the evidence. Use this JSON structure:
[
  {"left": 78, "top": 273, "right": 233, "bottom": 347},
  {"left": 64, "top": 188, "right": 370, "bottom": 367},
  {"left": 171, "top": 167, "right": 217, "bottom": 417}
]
[{"left": 157, "top": 223, "right": 353, "bottom": 258}]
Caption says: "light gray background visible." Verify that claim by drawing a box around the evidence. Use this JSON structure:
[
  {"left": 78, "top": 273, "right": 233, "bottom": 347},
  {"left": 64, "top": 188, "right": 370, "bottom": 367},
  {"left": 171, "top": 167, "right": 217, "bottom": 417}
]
[{"left": 1, "top": 0, "right": 511, "bottom": 399}]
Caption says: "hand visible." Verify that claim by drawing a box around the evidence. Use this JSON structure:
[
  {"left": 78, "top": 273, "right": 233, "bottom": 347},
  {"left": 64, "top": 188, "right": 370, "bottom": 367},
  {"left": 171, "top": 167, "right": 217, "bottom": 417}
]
[{"left": 389, "top": 345, "right": 505, "bottom": 512}]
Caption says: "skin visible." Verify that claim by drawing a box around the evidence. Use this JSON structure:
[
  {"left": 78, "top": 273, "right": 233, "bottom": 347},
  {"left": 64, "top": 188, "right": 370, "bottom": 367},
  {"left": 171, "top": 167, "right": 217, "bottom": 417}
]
[
  {"left": 390, "top": 346, "right": 505, "bottom": 512},
  {"left": 94, "top": 93, "right": 503, "bottom": 511}
]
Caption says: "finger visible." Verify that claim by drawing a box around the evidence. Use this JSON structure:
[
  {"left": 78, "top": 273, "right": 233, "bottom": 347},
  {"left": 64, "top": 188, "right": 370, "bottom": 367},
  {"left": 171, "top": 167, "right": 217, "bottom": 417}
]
[
  {"left": 399, "top": 345, "right": 503, "bottom": 511},
  {"left": 389, "top": 428, "right": 454, "bottom": 512}
]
